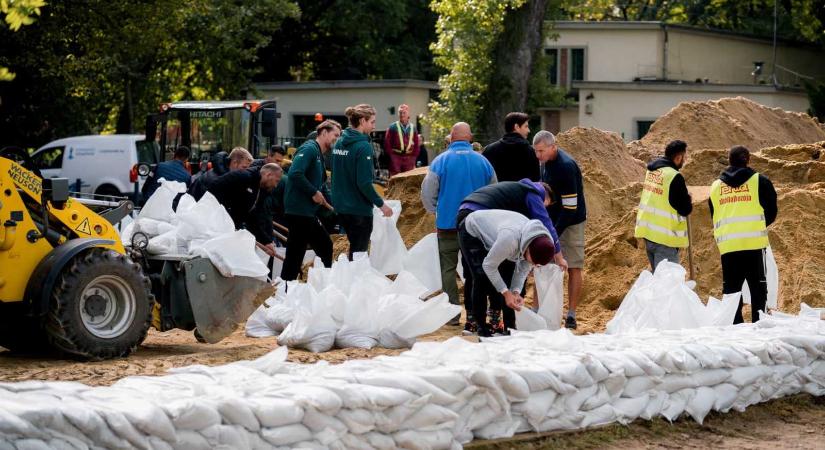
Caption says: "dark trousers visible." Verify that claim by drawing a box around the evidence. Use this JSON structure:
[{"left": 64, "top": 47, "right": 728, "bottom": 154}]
[
  {"left": 337, "top": 213, "right": 373, "bottom": 260},
  {"left": 280, "top": 214, "right": 333, "bottom": 281},
  {"left": 458, "top": 222, "right": 516, "bottom": 330},
  {"left": 722, "top": 249, "right": 767, "bottom": 324}
]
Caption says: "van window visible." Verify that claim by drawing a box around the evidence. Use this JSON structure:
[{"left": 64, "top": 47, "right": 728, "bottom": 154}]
[
  {"left": 136, "top": 140, "right": 160, "bottom": 164},
  {"left": 33, "top": 146, "right": 65, "bottom": 170}
]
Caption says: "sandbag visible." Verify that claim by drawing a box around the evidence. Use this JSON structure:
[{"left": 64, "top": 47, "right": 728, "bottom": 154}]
[
  {"left": 535, "top": 264, "right": 564, "bottom": 330},
  {"left": 369, "top": 200, "right": 405, "bottom": 275},
  {"left": 515, "top": 308, "right": 548, "bottom": 332},
  {"left": 194, "top": 230, "right": 269, "bottom": 278},
  {"left": 138, "top": 179, "right": 187, "bottom": 222},
  {"left": 402, "top": 233, "right": 442, "bottom": 296}
]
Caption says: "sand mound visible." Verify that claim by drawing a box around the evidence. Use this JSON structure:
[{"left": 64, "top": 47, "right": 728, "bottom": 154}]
[
  {"left": 680, "top": 143, "right": 825, "bottom": 186},
  {"left": 385, "top": 167, "right": 435, "bottom": 247},
  {"left": 628, "top": 97, "right": 825, "bottom": 161}
]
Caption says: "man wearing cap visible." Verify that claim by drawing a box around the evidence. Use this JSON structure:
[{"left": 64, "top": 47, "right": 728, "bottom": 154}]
[
  {"left": 383, "top": 104, "right": 420, "bottom": 176},
  {"left": 458, "top": 209, "right": 556, "bottom": 337}
]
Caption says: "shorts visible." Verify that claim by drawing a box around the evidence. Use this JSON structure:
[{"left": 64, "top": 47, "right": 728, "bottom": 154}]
[{"left": 560, "top": 221, "right": 585, "bottom": 269}]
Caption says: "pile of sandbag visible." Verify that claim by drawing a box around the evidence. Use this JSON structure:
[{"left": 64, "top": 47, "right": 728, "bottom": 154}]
[
  {"left": 245, "top": 254, "right": 462, "bottom": 352},
  {"left": 3, "top": 309, "right": 824, "bottom": 449},
  {"left": 120, "top": 179, "right": 268, "bottom": 279},
  {"left": 606, "top": 261, "right": 741, "bottom": 334}
]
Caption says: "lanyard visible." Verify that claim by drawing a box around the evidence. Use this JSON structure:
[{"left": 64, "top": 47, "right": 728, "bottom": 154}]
[{"left": 395, "top": 121, "right": 415, "bottom": 153}]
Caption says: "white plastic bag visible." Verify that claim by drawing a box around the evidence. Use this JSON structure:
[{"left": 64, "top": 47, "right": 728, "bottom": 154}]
[
  {"left": 175, "top": 192, "right": 235, "bottom": 243},
  {"left": 138, "top": 179, "right": 187, "bottom": 222},
  {"left": 535, "top": 264, "right": 565, "bottom": 330},
  {"left": 369, "top": 200, "right": 406, "bottom": 275},
  {"left": 277, "top": 286, "right": 336, "bottom": 353},
  {"left": 195, "top": 230, "right": 269, "bottom": 278},
  {"left": 515, "top": 308, "right": 548, "bottom": 331},
  {"left": 402, "top": 233, "right": 442, "bottom": 296}
]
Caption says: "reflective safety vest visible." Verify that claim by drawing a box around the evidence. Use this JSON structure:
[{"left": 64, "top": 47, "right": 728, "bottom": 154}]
[
  {"left": 710, "top": 172, "right": 768, "bottom": 255},
  {"left": 392, "top": 121, "right": 415, "bottom": 155},
  {"left": 634, "top": 166, "right": 689, "bottom": 248}
]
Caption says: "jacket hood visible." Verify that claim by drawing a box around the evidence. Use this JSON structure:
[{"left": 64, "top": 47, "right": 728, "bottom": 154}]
[
  {"left": 500, "top": 132, "right": 529, "bottom": 146},
  {"left": 337, "top": 127, "right": 370, "bottom": 147},
  {"left": 519, "top": 178, "right": 543, "bottom": 195},
  {"left": 647, "top": 157, "right": 678, "bottom": 172},
  {"left": 720, "top": 166, "right": 756, "bottom": 188},
  {"left": 518, "top": 219, "right": 551, "bottom": 258}
]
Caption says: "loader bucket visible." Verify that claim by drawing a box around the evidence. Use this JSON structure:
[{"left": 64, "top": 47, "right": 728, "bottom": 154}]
[{"left": 182, "top": 257, "right": 275, "bottom": 344}]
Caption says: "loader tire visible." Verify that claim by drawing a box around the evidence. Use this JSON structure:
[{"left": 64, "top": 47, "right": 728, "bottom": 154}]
[{"left": 44, "top": 248, "right": 154, "bottom": 360}]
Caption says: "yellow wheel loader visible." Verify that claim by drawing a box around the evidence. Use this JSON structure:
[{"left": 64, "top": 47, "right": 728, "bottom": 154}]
[{"left": 0, "top": 148, "right": 273, "bottom": 360}]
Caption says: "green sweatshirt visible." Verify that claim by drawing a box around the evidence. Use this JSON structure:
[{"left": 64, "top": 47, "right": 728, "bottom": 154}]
[
  {"left": 331, "top": 127, "right": 384, "bottom": 216},
  {"left": 284, "top": 140, "right": 325, "bottom": 217}
]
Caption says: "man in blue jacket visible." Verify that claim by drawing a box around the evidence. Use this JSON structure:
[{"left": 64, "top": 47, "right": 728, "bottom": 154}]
[
  {"left": 421, "top": 122, "right": 497, "bottom": 325},
  {"left": 141, "top": 146, "right": 192, "bottom": 200}
]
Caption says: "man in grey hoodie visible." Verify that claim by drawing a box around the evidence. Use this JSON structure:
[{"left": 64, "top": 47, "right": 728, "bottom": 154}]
[{"left": 458, "top": 209, "right": 556, "bottom": 336}]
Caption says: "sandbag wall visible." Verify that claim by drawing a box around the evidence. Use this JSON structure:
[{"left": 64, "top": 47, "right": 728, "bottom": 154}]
[{"left": 2, "top": 313, "right": 824, "bottom": 449}]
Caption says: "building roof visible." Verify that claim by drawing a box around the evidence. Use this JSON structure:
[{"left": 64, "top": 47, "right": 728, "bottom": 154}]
[
  {"left": 573, "top": 80, "right": 807, "bottom": 95},
  {"left": 551, "top": 20, "right": 818, "bottom": 48},
  {"left": 255, "top": 79, "right": 440, "bottom": 91}
]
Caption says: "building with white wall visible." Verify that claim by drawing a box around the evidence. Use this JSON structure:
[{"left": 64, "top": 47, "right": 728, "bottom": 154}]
[
  {"left": 254, "top": 79, "right": 438, "bottom": 142},
  {"left": 540, "top": 21, "right": 825, "bottom": 141}
]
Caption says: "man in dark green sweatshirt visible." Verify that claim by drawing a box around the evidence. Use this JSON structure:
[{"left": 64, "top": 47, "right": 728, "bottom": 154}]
[
  {"left": 331, "top": 104, "right": 392, "bottom": 259},
  {"left": 280, "top": 120, "right": 342, "bottom": 281}
]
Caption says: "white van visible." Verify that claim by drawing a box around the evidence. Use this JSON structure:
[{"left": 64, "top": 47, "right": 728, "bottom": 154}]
[{"left": 31, "top": 135, "right": 160, "bottom": 197}]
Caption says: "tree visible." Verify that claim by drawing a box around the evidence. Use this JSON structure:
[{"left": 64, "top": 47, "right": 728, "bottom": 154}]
[
  {"left": 0, "top": 0, "right": 46, "bottom": 81},
  {"left": 427, "top": 0, "right": 553, "bottom": 142},
  {"left": 256, "top": 0, "right": 438, "bottom": 82},
  {"left": 479, "top": 0, "right": 550, "bottom": 139},
  {"left": 0, "top": 0, "right": 299, "bottom": 147}
]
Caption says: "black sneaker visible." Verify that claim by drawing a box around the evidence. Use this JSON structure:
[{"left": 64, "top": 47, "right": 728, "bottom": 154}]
[
  {"left": 462, "top": 321, "right": 478, "bottom": 336},
  {"left": 565, "top": 316, "right": 577, "bottom": 330},
  {"left": 477, "top": 324, "right": 493, "bottom": 338}
]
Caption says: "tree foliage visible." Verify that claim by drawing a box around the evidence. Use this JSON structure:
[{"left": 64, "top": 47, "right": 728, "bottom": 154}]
[
  {"left": 0, "top": 0, "right": 46, "bottom": 81},
  {"left": 0, "top": 0, "right": 299, "bottom": 147},
  {"left": 427, "top": 0, "right": 529, "bottom": 141},
  {"left": 257, "top": 0, "right": 438, "bottom": 81}
]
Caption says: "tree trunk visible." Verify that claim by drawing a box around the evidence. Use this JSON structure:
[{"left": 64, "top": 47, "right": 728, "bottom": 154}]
[
  {"left": 115, "top": 78, "right": 134, "bottom": 134},
  {"left": 478, "top": 0, "right": 550, "bottom": 142}
]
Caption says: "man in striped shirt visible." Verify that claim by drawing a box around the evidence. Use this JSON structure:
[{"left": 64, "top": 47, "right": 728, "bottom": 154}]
[{"left": 533, "top": 131, "right": 587, "bottom": 330}]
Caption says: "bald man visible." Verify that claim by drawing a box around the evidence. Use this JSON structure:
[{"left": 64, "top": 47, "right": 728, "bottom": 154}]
[{"left": 421, "top": 122, "right": 497, "bottom": 327}]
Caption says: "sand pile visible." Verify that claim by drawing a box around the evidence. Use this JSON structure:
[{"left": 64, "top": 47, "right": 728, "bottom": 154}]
[
  {"left": 386, "top": 166, "right": 435, "bottom": 247},
  {"left": 628, "top": 97, "right": 825, "bottom": 161}
]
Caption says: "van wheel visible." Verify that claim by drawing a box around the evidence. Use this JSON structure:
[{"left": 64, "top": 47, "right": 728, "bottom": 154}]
[
  {"left": 95, "top": 184, "right": 122, "bottom": 202},
  {"left": 44, "top": 248, "right": 154, "bottom": 360}
]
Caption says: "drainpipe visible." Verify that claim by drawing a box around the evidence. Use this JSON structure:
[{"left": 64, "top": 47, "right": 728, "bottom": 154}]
[{"left": 661, "top": 23, "right": 669, "bottom": 81}]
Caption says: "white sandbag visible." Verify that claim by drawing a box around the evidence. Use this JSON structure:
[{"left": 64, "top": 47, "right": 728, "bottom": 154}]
[
  {"left": 388, "top": 293, "right": 461, "bottom": 339},
  {"left": 402, "top": 233, "right": 442, "bottom": 296},
  {"left": 175, "top": 192, "right": 235, "bottom": 243},
  {"left": 147, "top": 229, "right": 179, "bottom": 255},
  {"left": 515, "top": 308, "right": 548, "bottom": 331},
  {"left": 194, "top": 230, "right": 269, "bottom": 278},
  {"left": 377, "top": 329, "right": 416, "bottom": 349},
  {"left": 535, "top": 264, "right": 564, "bottom": 330},
  {"left": 245, "top": 303, "right": 276, "bottom": 338},
  {"left": 369, "top": 200, "right": 406, "bottom": 275},
  {"left": 278, "top": 287, "right": 336, "bottom": 353},
  {"left": 138, "top": 179, "right": 186, "bottom": 222}
]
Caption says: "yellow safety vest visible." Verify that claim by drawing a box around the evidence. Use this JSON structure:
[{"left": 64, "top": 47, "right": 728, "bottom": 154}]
[
  {"left": 710, "top": 173, "right": 768, "bottom": 255},
  {"left": 393, "top": 121, "right": 415, "bottom": 155},
  {"left": 634, "top": 166, "right": 689, "bottom": 248}
]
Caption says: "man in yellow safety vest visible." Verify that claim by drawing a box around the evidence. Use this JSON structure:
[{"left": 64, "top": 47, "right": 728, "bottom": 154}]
[
  {"left": 634, "top": 140, "right": 693, "bottom": 272},
  {"left": 709, "top": 145, "right": 778, "bottom": 324}
]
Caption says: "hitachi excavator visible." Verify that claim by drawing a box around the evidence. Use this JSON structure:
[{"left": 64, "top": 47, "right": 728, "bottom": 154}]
[{"left": 0, "top": 147, "right": 274, "bottom": 360}]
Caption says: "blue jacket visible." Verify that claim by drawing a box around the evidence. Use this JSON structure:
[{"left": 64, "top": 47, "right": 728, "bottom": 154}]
[
  {"left": 143, "top": 159, "right": 191, "bottom": 199},
  {"left": 420, "top": 141, "right": 497, "bottom": 230}
]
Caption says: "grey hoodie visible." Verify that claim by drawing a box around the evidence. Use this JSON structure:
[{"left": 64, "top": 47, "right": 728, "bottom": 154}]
[{"left": 463, "top": 209, "right": 550, "bottom": 293}]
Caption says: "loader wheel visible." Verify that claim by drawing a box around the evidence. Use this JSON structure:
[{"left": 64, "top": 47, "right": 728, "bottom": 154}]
[{"left": 44, "top": 248, "right": 153, "bottom": 360}]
